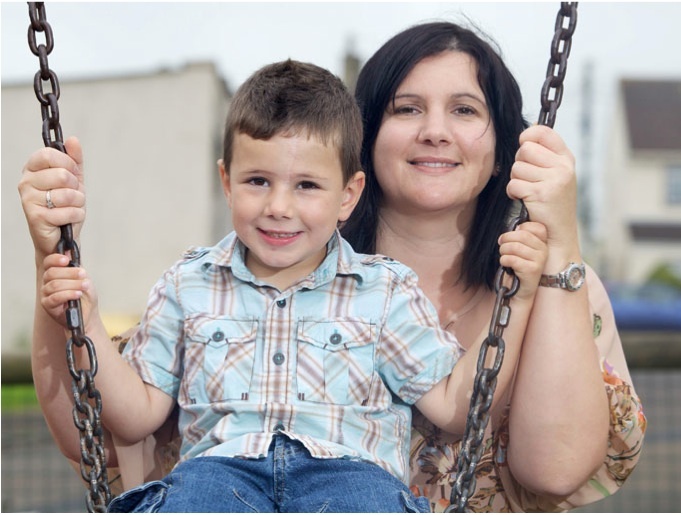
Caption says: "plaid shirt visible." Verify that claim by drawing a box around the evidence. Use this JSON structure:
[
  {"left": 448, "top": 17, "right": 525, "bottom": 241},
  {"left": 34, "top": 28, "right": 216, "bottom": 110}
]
[{"left": 123, "top": 230, "right": 462, "bottom": 484}]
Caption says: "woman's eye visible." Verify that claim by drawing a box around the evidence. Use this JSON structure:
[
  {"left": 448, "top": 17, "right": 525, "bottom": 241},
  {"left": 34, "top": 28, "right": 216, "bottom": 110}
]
[
  {"left": 393, "top": 105, "right": 420, "bottom": 115},
  {"left": 454, "top": 105, "right": 476, "bottom": 116}
]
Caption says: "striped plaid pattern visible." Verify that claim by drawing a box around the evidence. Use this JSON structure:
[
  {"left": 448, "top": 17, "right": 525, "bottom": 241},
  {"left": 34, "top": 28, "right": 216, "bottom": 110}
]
[{"left": 123, "top": 230, "right": 462, "bottom": 484}]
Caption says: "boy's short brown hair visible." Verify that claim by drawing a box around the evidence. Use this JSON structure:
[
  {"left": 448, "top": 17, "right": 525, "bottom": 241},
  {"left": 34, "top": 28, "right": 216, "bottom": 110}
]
[{"left": 223, "top": 59, "right": 362, "bottom": 184}]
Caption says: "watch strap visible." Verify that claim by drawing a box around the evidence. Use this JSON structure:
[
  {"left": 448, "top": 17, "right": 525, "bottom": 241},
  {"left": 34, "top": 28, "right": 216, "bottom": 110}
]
[
  {"left": 539, "top": 274, "right": 563, "bottom": 288},
  {"left": 539, "top": 262, "right": 585, "bottom": 291}
]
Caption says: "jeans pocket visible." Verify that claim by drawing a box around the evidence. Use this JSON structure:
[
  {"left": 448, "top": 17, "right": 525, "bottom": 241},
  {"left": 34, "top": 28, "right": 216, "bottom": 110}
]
[
  {"left": 107, "top": 480, "right": 168, "bottom": 513},
  {"left": 400, "top": 491, "right": 431, "bottom": 513}
]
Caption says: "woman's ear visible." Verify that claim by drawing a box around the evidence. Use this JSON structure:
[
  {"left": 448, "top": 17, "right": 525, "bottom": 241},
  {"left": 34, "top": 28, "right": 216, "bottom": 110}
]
[
  {"left": 218, "top": 159, "right": 232, "bottom": 207},
  {"left": 338, "top": 171, "right": 366, "bottom": 222}
]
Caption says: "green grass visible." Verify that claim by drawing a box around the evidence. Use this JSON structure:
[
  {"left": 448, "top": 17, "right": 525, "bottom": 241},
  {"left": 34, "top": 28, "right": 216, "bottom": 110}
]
[{"left": 1, "top": 383, "right": 39, "bottom": 411}]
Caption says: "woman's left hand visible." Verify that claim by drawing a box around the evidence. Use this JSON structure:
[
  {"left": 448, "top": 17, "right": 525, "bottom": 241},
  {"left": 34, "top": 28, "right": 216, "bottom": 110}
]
[{"left": 506, "top": 125, "right": 579, "bottom": 255}]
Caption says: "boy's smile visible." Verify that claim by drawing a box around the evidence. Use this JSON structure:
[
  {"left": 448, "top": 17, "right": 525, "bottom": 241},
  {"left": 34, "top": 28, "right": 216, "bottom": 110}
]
[{"left": 220, "top": 132, "right": 364, "bottom": 291}]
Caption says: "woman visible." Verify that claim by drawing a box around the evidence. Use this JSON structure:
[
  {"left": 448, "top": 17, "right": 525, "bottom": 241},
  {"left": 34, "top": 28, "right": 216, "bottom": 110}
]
[
  {"left": 341, "top": 22, "right": 645, "bottom": 511},
  {"left": 19, "top": 21, "right": 645, "bottom": 512}
]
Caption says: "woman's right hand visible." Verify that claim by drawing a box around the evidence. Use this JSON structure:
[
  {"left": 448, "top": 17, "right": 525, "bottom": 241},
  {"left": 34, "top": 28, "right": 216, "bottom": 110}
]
[{"left": 17, "top": 136, "right": 86, "bottom": 260}]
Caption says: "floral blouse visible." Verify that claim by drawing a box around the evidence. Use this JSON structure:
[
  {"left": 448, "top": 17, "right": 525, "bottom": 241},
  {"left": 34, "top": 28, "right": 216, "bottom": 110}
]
[
  {"left": 408, "top": 271, "right": 646, "bottom": 512},
  {"left": 104, "top": 271, "right": 646, "bottom": 512},
  {"left": 408, "top": 357, "right": 645, "bottom": 512}
]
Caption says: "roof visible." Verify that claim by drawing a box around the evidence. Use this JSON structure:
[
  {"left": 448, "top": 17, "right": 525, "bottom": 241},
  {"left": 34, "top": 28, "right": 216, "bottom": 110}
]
[{"left": 622, "top": 79, "right": 681, "bottom": 151}]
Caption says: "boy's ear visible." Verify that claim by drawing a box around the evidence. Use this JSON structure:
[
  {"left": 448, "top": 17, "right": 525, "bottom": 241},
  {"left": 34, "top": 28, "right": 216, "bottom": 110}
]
[
  {"left": 218, "top": 159, "right": 232, "bottom": 207},
  {"left": 338, "top": 171, "right": 365, "bottom": 222}
]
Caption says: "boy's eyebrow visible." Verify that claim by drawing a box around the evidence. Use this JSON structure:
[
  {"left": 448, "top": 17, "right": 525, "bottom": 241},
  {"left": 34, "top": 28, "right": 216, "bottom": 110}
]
[{"left": 241, "top": 169, "right": 331, "bottom": 181}]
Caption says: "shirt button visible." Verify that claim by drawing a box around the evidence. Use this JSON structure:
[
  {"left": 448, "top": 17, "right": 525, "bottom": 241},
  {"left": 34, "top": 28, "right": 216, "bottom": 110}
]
[
  {"left": 277, "top": 299, "right": 287, "bottom": 308},
  {"left": 272, "top": 352, "right": 285, "bottom": 365},
  {"left": 273, "top": 423, "right": 285, "bottom": 432},
  {"left": 212, "top": 330, "right": 225, "bottom": 342},
  {"left": 329, "top": 332, "right": 342, "bottom": 345}
]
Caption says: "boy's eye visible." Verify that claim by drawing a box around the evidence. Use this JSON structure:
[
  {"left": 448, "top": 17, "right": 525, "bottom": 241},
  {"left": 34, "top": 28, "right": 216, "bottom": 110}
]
[
  {"left": 298, "top": 181, "right": 319, "bottom": 190},
  {"left": 248, "top": 177, "right": 268, "bottom": 186}
]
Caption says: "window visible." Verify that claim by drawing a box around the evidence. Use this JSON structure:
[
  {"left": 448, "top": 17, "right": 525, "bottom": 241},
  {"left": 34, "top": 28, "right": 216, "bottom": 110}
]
[{"left": 668, "top": 164, "right": 681, "bottom": 204}]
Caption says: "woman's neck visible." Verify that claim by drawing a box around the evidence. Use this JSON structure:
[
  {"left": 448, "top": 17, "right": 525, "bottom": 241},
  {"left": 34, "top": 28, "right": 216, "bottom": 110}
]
[
  {"left": 375, "top": 207, "right": 476, "bottom": 316},
  {"left": 375, "top": 206, "right": 494, "bottom": 345}
]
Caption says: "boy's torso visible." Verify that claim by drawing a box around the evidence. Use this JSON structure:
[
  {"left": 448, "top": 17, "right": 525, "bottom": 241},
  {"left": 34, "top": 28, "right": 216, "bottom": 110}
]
[{"left": 123, "top": 231, "right": 461, "bottom": 484}]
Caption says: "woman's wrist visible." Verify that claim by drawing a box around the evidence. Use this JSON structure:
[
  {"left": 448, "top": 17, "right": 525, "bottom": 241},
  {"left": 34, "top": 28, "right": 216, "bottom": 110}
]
[{"left": 544, "top": 237, "right": 582, "bottom": 274}]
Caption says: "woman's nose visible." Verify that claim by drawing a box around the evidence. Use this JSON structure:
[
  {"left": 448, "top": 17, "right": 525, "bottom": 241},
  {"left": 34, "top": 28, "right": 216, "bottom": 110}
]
[{"left": 417, "top": 111, "right": 452, "bottom": 146}]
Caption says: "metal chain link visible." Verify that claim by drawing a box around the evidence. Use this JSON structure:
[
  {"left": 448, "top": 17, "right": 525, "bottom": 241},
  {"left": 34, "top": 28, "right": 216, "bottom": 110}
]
[
  {"left": 447, "top": 3, "right": 578, "bottom": 512},
  {"left": 27, "top": 3, "right": 111, "bottom": 512}
]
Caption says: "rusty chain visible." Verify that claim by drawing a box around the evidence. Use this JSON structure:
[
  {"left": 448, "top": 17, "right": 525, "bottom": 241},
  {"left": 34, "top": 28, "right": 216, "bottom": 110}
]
[
  {"left": 447, "top": 3, "right": 578, "bottom": 512},
  {"left": 27, "top": 3, "right": 111, "bottom": 512}
]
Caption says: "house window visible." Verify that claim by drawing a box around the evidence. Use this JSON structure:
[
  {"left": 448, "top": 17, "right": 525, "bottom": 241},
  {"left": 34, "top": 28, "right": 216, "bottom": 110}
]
[{"left": 669, "top": 165, "right": 681, "bottom": 204}]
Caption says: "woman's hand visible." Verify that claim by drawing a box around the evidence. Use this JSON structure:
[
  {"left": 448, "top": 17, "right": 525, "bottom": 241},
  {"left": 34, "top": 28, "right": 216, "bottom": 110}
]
[
  {"left": 18, "top": 137, "right": 86, "bottom": 260},
  {"left": 506, "top": 125, "right": 579, "bottom": 256}
]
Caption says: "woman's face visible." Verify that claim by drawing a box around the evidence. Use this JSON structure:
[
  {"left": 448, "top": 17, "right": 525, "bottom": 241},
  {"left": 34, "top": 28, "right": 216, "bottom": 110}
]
[{"left": 373, "top": 50, "right": 496, "bottom": 216}]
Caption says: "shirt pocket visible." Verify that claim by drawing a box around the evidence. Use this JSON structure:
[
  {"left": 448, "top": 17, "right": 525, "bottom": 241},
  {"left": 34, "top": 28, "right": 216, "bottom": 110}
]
[
  {"left": 184, "top": 316, "right": 258, "bottom": 403},
  {"left": 296, "top": 318, "right": 376, "bottom": 406}
]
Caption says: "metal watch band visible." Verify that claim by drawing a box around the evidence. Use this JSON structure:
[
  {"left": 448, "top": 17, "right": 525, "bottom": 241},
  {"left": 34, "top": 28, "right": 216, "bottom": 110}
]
[{"left": 539, "top": 262, "right": 585, "bottom": 292}]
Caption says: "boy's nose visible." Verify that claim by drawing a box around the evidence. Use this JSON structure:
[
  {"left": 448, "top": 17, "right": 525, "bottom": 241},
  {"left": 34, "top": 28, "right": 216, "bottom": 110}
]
[{"left": 264, "top": 188, "right": 294, "bottom": 219}]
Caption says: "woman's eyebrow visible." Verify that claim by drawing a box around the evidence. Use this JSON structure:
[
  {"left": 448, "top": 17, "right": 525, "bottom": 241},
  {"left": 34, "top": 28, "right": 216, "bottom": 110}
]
[{"left": 393, "top": 91, "right": 486, "bottom": 104}]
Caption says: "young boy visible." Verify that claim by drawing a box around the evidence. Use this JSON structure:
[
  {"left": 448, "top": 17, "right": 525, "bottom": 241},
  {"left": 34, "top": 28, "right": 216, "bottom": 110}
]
[{"left": 41, "top": 59, "right": 548, "bottom": 512}]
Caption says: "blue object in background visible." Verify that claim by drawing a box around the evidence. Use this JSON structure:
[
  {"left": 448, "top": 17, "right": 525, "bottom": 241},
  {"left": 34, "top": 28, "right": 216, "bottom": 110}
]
[{"left": 606, "top": 282, "right": 681, "bottom": 331}]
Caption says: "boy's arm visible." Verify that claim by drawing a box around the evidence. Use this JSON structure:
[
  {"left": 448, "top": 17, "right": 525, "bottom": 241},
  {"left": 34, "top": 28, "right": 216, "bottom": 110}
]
[
  {"left": 41, "top": 254, "right": 176, "bottom": 444},
  {"left": 415, "top": 222, "right": 548, "bottom": 435}
]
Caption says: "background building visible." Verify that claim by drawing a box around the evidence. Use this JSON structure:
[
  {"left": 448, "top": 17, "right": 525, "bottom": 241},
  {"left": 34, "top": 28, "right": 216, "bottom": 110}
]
[
  {"left": 2, "top": 62, "right": 231, "bottom": 360},
  {"left": 602, "top": 79, "right": 681, "bottom": 284}
]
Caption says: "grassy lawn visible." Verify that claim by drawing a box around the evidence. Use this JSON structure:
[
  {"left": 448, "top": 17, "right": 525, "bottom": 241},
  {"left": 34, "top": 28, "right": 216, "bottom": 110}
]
[{"left": 1, "top": 383, "right": 39, "bottom": 411}]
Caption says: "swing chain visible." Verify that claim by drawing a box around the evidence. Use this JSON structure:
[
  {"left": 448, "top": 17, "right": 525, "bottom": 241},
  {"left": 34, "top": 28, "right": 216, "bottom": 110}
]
[
  {"left": 538, "top": 2, "right": 579, "bottom": 128},
  {"left": 448, "top": 3, "right": 578, "bottom": 512},
  {"left": 27, "top": 3, "right": 111, "bottom": 512}
]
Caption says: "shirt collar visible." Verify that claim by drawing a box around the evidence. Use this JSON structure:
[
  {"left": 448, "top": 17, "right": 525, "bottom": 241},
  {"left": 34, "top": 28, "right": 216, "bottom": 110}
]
[{"left": 201, "top": 230, "right": 365, "bottom": 289}]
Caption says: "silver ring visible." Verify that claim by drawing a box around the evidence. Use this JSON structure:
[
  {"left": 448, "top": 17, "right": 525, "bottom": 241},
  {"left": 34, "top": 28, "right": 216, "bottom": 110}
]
[{"left": 46, "top": 189, "right": 55, "bottom": 209}]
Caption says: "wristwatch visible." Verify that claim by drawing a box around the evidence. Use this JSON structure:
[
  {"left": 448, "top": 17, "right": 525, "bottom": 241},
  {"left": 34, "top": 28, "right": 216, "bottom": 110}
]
[{"left": 539, "top": 262, "right": 586, "bottom": 292}]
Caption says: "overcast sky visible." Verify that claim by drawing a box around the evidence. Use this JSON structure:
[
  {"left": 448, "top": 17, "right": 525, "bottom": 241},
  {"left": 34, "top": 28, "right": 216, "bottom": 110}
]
[{"left": 3, "top": 1, "right": 681, "bottom": 231}]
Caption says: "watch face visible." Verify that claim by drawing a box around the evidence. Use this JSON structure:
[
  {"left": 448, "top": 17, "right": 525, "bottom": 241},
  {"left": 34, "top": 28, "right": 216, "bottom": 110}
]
[{"left": 566, "top": 264, "right": 585, "bottom": 291}]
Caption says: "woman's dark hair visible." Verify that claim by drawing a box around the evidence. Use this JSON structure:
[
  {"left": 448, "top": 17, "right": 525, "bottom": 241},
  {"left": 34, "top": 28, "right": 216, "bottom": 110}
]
[{"left": 341, "top": 21, "right": 529, "bottom": 289}]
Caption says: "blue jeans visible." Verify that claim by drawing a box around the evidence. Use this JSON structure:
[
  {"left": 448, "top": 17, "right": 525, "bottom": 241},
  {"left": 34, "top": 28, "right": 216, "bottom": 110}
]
[{"left": 108, "top": 435, "right": 430, "bottom": 512}]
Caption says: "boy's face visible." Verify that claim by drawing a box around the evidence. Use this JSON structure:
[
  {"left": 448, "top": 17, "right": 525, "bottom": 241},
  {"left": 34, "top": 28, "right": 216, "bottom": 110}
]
[{"left": 220, "top": 132, "right": 364, "bottom": 290}]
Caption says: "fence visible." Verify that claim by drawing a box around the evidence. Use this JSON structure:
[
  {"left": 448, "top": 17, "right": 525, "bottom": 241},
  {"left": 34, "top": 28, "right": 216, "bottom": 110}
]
[{"left": 2, "top": 356, "right": 680, "bottom": 512}]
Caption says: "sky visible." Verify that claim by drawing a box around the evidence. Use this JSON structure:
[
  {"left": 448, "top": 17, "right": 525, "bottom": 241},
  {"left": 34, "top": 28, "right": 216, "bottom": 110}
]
[{"left": 2, "top": 1, "right": 681, "bottom": 232}]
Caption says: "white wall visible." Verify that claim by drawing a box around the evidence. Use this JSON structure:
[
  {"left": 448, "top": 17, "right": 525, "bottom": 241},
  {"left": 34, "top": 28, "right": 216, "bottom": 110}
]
[{"left": 2, "top": 62, "right": 231, "bottom": 354}]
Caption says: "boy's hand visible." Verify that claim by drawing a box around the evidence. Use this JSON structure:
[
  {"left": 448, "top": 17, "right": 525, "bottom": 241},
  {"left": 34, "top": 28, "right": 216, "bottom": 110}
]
[
  {"left": 498, "top": 221, "right": 548, "bottom": 300},
  {"left": 18, "top": 137, "right": 86, "bottom": 259},
  {"left": 41, "top": 253, "right": 99, "bottom": 331}
]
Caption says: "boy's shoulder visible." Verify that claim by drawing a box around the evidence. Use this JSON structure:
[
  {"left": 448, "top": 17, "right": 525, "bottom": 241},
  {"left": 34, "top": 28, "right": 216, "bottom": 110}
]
[
  {"left": 179, "top": 233, "right": 238, "bottom": 266},
  {"left": 338, "top": 237, "right": 417, "bottom": 284},
  {"left": 181, "top": 246, "right": 212, "bottom": 263}
]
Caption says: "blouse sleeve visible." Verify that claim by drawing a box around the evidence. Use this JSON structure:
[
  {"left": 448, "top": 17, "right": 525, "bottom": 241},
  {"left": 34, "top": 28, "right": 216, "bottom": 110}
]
[
  {"left": 494, "top": 266, "right": 647, "bottom": 511},
  {"left": 408, "top": 266, "right": 647, "bottom": 512},
  {"left": 551, "top": 265, "right": 647, "bottom": 509}
]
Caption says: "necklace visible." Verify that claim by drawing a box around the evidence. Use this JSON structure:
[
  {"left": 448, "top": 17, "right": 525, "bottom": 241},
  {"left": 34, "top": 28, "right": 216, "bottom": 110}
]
[{"left": 443, "top": 287, "right": 487, "bottom": 331}]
